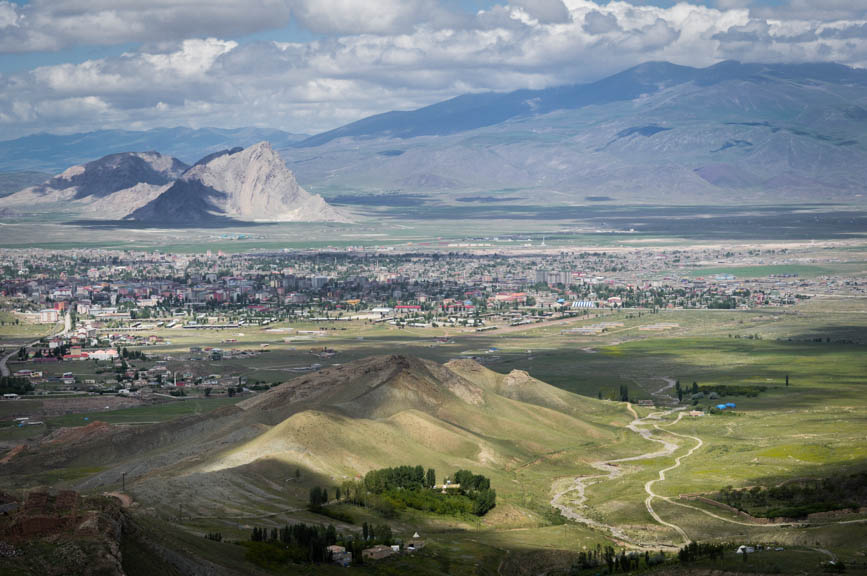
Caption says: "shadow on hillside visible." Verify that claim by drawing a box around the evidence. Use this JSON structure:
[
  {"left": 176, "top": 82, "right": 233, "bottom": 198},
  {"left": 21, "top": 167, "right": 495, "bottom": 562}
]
[{"left": 784, "top": 325, "right": 867, "bottom": 345}]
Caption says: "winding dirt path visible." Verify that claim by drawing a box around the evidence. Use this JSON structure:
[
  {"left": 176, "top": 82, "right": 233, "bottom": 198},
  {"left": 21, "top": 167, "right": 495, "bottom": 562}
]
[
  {"left": 550, "top": 404, "right": 690, "bottom": 547},
  {"left": 549, "top": 402, "right": 863, "bottom": 548},
  {"left": 643, "top": 413, "right": 702, "bottom": 544}
]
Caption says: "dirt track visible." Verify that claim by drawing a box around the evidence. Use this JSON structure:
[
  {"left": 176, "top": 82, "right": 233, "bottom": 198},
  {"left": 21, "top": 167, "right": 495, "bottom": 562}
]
[{"left": 550, "top": 403, "right": 688, "bottom": 548}]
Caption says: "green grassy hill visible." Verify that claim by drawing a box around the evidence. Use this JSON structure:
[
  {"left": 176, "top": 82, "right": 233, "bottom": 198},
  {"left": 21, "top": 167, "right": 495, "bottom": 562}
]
[
  {"left": 0, "top": 355, "right": 636, "bottom": 519},
  {"left": 195, "top": 355, "right": 632, "bottom": 509}
]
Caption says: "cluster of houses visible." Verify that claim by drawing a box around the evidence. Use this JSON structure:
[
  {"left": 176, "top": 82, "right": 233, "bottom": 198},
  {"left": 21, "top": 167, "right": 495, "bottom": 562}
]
[
  {"left": 324, "top": 532, "right": 425, "bottom": 567},
  {"left": 2, "top": 243, "right": 834, "bottom": 340}
]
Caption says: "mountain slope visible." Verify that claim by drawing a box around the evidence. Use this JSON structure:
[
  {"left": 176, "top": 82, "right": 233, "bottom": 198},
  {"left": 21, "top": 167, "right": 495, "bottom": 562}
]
[
  {"left": 199, "top": 355, "right": 620, "bottom": 481},
  {"left": 45, "top": 152, "right": 187, "bottom": 199},
  {"left": 281, "top": 61, "right": 867, "bottom": 203},
  {"left": 297, "top": 61, "right": 867, "bottom": 147},
  {"left": 126, "top": 142, "right": 349, "bottom": 224},
  {"left": 0, "top": 171, "right": 51, "bottom": 198},
  {"left": 0, "top": 151, "right": 188, "bottom": 215}
]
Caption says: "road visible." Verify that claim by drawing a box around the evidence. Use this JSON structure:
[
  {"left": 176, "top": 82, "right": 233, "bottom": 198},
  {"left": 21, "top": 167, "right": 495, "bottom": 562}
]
[
  {"left": 0, "top": 348, "right": 14, "bottom": 377},
  {"left": 0, "top": 325, "right": 67, "bottom": 378}
]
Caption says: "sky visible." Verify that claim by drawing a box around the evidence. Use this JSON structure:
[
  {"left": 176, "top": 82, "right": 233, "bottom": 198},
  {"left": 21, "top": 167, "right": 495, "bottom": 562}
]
[{"left": 0, "top": 0, "right": 866, "bottom": 140}]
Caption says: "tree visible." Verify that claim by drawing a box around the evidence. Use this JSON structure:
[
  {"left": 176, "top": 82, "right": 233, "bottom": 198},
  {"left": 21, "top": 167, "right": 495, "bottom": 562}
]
[
  {"left": 426, "top": 467, "right": 436, "bottom": 488},
  {"left": 362, "top": 522, "right": 369, "bottom": 541},
  {"left": 375, "top": 524, "right": 392, "bottom": 545},
  {"left": 309, "top": 486, "right": 326, "bottom": 509},
  {"left": 785, "top": 374, "right": 789, "bottom": 387},
  {"left": 692, "top": 381, "right": 699, "bottom": 395},
  {"left": 619, "top": 384, "right": 629, "bottom": 402}
]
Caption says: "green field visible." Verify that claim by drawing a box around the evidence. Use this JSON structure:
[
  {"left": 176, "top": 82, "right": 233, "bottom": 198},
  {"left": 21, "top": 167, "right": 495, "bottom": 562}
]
[
  {"left": 684, "top": 264, "right": 834, "bottom": 278},
  {"left": 46, "top": 397, "right": 243, "bottom": 427}
]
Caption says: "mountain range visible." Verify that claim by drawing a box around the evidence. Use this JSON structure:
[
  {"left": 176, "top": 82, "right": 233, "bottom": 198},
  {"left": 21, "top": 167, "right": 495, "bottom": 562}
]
[
  {"left": 280, "top": 61, "right": 867, "bottom": 204},
  {"left": 2, "top": 60, "right": 867, "bottom": 208},
  {"left": 0, "top": 142, "right": 348, "bottom": 224}
]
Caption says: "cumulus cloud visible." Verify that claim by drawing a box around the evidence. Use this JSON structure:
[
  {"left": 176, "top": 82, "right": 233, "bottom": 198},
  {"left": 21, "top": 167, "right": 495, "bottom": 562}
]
[
  {"left": 583, "top": 10, "right": 620, "bottom": 34},
  {"left": 713, "top": 19, "right": 771, "bottom": 42},
  {"left": 1, "top": 0, "right": 867, "bottom": 139},
  {"left": 289, "top": 0, "right": 446, "bottom": 34},
  {"left": 755, "top": 0, "right": 867, "bottom": 21},
  {"left": 0, "top": 1, "right": 20, "bottom": 29},
  {"left": 511, "top": 0, "right": 571, "bottom": 24},
  {"left": 0, "top": 0, "right": 292, "bottom": 52}
]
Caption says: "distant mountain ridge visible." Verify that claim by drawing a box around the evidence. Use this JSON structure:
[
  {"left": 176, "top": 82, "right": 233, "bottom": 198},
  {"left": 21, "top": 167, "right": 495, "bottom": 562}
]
[
  {"left": 279, "top": 60, "right": 867, "bottom": 204},
  {"left": 296, "top": 60, "right": 867, "bottom": 147},
  {"left": 0, "top": 142, "right": 348, "bottom": 224},
  {"left": 0, "top": 127, "right": 308, "bottom": 173}
]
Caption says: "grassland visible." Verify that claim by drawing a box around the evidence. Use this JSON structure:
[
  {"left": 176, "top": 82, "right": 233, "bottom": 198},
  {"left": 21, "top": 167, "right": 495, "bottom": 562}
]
[
  {"left": 0, "top": 311, "right": 60, "bottom": 342},
  {"left": 46, "top": 397, "right": 243, "bottom": 427}
]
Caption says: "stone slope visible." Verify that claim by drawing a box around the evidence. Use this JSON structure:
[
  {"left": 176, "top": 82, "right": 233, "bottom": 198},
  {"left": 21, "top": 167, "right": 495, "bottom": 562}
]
[{"left": 126, "top": 142, "right": 349, "bottom": 223}]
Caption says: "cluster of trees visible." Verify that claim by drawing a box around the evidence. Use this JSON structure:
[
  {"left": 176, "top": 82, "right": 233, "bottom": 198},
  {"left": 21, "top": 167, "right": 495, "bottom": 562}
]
[
  {"left": 117, "top": 347, "right": 147, "bottom": 360},
  {"left": 677, "top": 542, "right": 725, "bottom": 562},
  {"left": 344, "top": 466, "right": 495, "bottom": 517},
  {"left": 376, "top": 487, "right": 480, "bottom": 517},
  {"left": 29, "top": 343, "right": 69, "bottom": 359},
  {"left": 697, "top": 384, "right": 767, "bottom": 398},
  {"left": 308, "top": 486, "right": 331, "bottom": 509},
  {"left": 249, "top": 522, "right": 338, "bottom": 564},
  {"left": 717, "top": 473, "right": 867, "bottom": 518},
  {"left": 453, "top": 469, "right": 490, "bottom": 491},
  {"left": 246, "top": 521, "right": 393, "bottom": 567},
  {"left": 0, "top": 376, "right": 33, "bottom": 395},
  {"left": 204, "top": 532, "right": 222, "bottom": 542},
  {"left": 361, "top": 522, "right": 392, "bottom": 545},
  {"left": 569, "top": 545, "right": 663, "bottom": 574},
  {"left": 363, "top": 465, "right": 436, "bottom": 492},
  {"left": 708, "top": 298, "right": 737, "bottom": 309}
]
